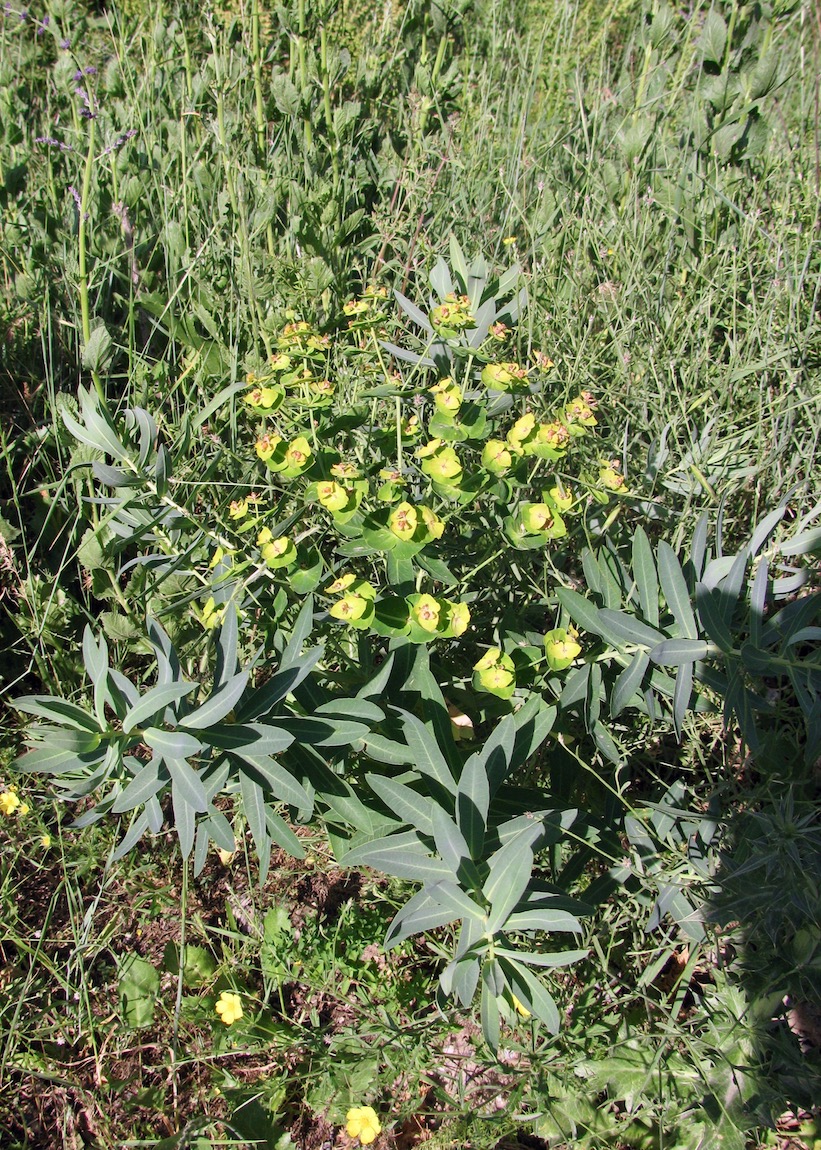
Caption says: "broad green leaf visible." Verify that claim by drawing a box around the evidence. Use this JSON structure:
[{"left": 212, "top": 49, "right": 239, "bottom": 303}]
[
  {"left": 201, "top": 723, "right": 294, "bottom": 757},
  {"left": 496, "top": 946, "right": 588, "bottom": 968},
  {"left": 274, "top": 715, "right": 370, "bottom": 747},
  {"left": 484, "top": 824, "right": 542, "bottom": 933},
  {"left": 235, "top": 755, "right": 311, "bottom": 810},
  {"left": 696, "top": 585, "right": 735, "bottom": 652},
  {"left": 456, "top": 750, "right": 490, "bottom": 858},
  {"left": 82, "top": 627, "right": 110, "bottom": 727},
  {"left": 480, "top": 965, "right": 501, "bottom": 1051},
  {"left": 235, "top": 647, "right": 324, "bottom": 720},
  {"left": 387, "top": 904, "right": 463, "bottom": 948},
  {"left": 240, "top": 772, "right": 267, "bottom": 854},
  {"left": 266, "top": 808, "right": 305, "bottom": 857},
  {"left": 649, "top": 639, "right": 711, "bottom": 665},
  {"left": 504, "top": 909, "right": 582, "bottom": 934},
  {"left": 510, "top": 695, "right": 556, "bottom": 773},
  {"left": 113, "top": 810, "right": 150, "bottom": 859},
  {"left": 316, "top": 699, "right": 383, "bottom": 724},
  {"left": 673, "top": 661, "right": 694, "bottom": 740},
  {"left": 118, "top": 953, "right": 159, "bottom": 1029},
  {"left": 394, "top": 290, "right": 433, "bottom": 333},
  {"left": 498, "top": 954, "right": 560, "bottom": 1033},
  {"left": 431, "top": 880, "right": 487, "bottom": 925},
  {"left": 658, "top": 542, "right": 698, "bottom": 639},
  {"left": 165, "top": 756, "right": 208, "bottom": 812},
  {"left": 450, "top": 956, "right": 481, "bottom": 1008},
  {"left": 396, "top": 708, "right": 456, "bottom": 792},
  {"left": 556, "top": 588, "right": 609, "bottom": 641},
  {"left": 16, "top": 744, "right": 99, "bottom": 775}
]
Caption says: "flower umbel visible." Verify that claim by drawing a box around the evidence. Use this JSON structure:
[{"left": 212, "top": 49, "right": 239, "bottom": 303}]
[
  {"left": 215, "top": 991, "right": 243, "bottom": 1026},
  {"left": 346, "top": 1106, "right": 382, "bottom": 1145}
]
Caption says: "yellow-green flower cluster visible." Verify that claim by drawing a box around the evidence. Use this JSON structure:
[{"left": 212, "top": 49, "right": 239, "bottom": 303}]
[
  {"left": 326, "top": 575, "right": 378, "bottom": 630},
  {"left": 481, "top": 361, "right": 528, "bottom": 393},
  {"left": 544, "top": 627, "right": 582, "bottom": 671},
  {"left": 473, "top": 648, "right": 516, "bottom": 699},
  {"left": 430, "top": 292, "right": 476, "bottom": 337},
  {"left": 257, "top": 527, "right": 297, "bottom": 569},
  {"left": 416, "top": 440, "right": 463, "bottom": 488},
  {"left": 387, "top": 501, "right": 444, "bottom": 544},
  {"left": 429, "top": 376, "right": 463, "bottom": 416}
]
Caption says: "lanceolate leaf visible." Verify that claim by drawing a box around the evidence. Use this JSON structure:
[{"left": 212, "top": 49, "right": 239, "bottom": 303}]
[
  {"left": 236, "top": 755, "right": 311, "bottom": 810},
  {"left": 481, "top": 965, "right": 501, "bottom": 1051},
  {"left": 673, "top": 662, "right": 694, "bottom": 740},
  {"left": 456, "top": 751, "right": 491, "bottom": 858},
  {"left": 484, "top": 825, "right": 542, "bottom": 933},
  {"left": 15, "top": 696, "right": 102, "bottom": 733},
  {"left": 172, "top": 787, "right": 196, "bottom": 858},
  {"left": 182, "top": 671, "right": 249, "bottom": 729},
  {"left": 598, "top": 609, "right": 666, "bottom": 650},
  {"left": 658, "top": 542, "right": 698, "bottom": 639},
  {"left": 395, "top": 708, "right": 456, "bottom": 792},
  {"left": 498, "top": 954, "right": 560, "bottom": 1032},
  {"left": 165, "top": 756, "right": 208, "bottom": 812},
  {"left": 611, "top": 651, "right": 650, "bottom": 717},
  {"left": 201, "top": 723, "right": 294, "bottom": 757},
  {"left": 650, "top": 639, "right": 711, "bottom": 665},
  {"left": 122, "top": 681, "right": 197, "bottom": 733},
  {"left": 366, "top": 774, "right": 436, "bottom": 835},
  {"left": 143, "top": 727, "right": 204, "bottom": 760},
  {"left": 345, "top": 830, "right": 454, "bottom": 882},
  {"left": 112, "top": 759, "right": 166, "bottom": 813},
  {"left": 496, "top": 946, "right": 589, "bottom": 968},
  {"left": 696, "top": 584, "right": 735, "bottom": 652},
  {"left": 431, "top": 806, "right": 470, "bottom": 876},
  {"left": 504, "top": 909, "right": 582, "bottom": 934},
  {"left": 632, "top": 527, "right": 660, "bottom": 627}
]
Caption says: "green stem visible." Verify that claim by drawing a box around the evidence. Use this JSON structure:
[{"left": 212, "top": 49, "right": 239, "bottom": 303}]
[
  {"left": 170, "top": 856, "right": 189, "bottom": 1118},
  {"left": 320, "top": 22, "right": 339, "bottom": 192},
  {"left": 78, "top": 116, "right": 102, "bottom": 398}
]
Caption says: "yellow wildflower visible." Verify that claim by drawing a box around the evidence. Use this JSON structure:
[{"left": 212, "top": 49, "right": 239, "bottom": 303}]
[
  {"left": 0, "top": 790, "right": 20, "bottom": 816},
  {"left": 215, "top": 991, "right": 243, "bottom": 1026},
  {"left": 345, "top": 1106, "right": 382, "bottom": 1145},
  {"left": 511, "top": 994, "right": 531, "bottom": 1018}
]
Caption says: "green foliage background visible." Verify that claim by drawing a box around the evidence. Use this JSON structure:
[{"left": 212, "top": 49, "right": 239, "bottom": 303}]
[{"left": 0, "top": 0, "right": 819, "bottom": 1147}]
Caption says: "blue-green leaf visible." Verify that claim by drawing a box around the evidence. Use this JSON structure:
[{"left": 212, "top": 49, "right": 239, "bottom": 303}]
[
  {"left": 182, "top": 672, "right": 249, "bottom": 729},
  {"left": 658, "top": 541, "right": 698, "bottom": 639},
  {"left": 123, "top": 681, "right": 197, "bottom": 733},
  {"left": 344, "top": 831, "right": 453, "bottom": 882},
  {"left": 632, "top": 528, "right": 659, "bottom": 626},
  {"left": 15, "top": 695, "right": 102, "bottom": 733},
  {"left": 611, "top": 651, "right": 650, "bottom": 717},
  {"left": 366, "top": 775, "right": 435, "bottom": 835}
]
